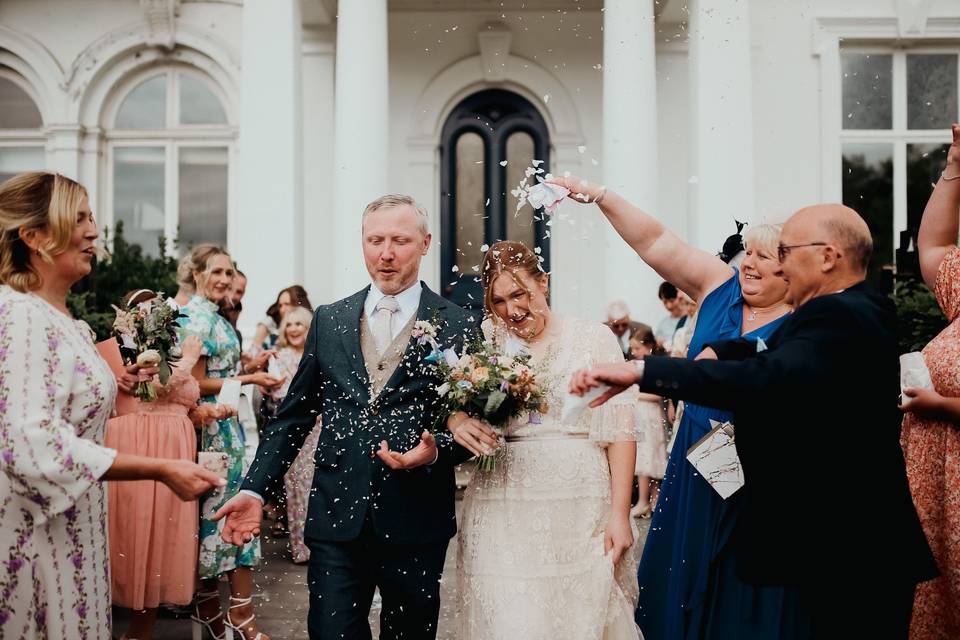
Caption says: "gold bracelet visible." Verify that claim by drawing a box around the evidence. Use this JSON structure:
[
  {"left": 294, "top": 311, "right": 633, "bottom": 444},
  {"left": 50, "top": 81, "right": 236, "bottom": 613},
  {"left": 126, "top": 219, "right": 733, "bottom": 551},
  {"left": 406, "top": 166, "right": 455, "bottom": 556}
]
[
  {"left": 943, "top": 170, "right": 960, "bottom": 182},
  {"left": 594, "top": 186, "right": 607, "bottom": 205}
]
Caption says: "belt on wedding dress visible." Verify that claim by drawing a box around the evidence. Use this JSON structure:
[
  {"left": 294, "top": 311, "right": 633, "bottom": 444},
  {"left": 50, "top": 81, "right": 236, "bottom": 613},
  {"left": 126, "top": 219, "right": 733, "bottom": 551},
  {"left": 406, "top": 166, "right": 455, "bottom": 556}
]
[{"left": 504, "top": 433, "right": 590, "bottom": 443}]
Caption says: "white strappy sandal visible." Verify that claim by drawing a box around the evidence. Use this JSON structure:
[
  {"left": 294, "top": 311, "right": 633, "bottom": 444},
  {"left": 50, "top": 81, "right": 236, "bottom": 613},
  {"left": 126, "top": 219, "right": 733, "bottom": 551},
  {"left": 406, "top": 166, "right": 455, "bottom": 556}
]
[
  {"left": 225, "top": 596, "right": 268, "bottom": 640},
  {"left": 191, "top": 590, "right": 227, "bottom": 640}
]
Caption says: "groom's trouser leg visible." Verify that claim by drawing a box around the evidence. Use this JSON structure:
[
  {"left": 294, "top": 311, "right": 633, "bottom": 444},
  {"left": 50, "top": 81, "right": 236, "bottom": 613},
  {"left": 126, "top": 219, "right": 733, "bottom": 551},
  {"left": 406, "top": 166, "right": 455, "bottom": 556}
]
[
  {"left": 306, "top": 529, "right": 377, "bottom": 640},
  {"left": 376, "top": 539, "right": 449, "bottom": 640}
]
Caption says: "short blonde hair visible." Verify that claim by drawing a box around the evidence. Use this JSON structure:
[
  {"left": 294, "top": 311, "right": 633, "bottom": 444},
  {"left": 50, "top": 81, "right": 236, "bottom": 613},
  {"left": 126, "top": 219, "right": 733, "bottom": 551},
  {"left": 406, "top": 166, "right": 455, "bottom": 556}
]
[
  {"left": 0, "top": 172, "right": 88, "bottom": 292},
  {"left": 361, "top": 194, "right": 430, "bottom": 237},
  {"left": 277, "top": 306, "right": 313, "bottom": 348},
  {"left": 743, "top": 223, "right": 783, "bottom": 257}
]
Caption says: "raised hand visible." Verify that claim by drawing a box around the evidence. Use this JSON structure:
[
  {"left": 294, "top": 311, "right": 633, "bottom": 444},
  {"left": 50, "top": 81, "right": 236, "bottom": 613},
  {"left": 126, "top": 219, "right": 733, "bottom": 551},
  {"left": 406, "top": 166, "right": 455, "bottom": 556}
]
[
  {"left": 546, "top": 174, "right": 606, "bottom": 204},
  {"left": 159, "top": 459, "right": 225, "bottom": 501},
  {"left": 213, "top": 492, "right": 263, "bottom": 546},
  {"left": 376, "top": 430, "right": 439, "bottom": 470},
  {"left": 568, "top": 362, "right": 639, "bottom": 407}
]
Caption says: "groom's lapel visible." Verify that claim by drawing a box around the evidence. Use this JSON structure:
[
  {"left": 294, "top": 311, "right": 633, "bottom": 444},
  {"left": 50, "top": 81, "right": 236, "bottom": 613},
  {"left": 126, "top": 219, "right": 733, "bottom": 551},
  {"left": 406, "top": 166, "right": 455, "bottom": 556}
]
[
  {"left": 378, "top": 283, "right": 445, "bottom": 402},
  {"left": 337, "top": 287, "right": 371, "bottom": 402}
]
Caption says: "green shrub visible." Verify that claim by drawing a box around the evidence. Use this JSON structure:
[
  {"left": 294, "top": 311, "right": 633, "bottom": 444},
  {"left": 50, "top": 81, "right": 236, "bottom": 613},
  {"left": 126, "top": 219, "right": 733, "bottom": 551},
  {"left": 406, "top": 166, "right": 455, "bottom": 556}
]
[
  {"left": 891, "top": 278, "right": 948, "bottom": 354},
  {"left": 68, "top": 222, "right": 179, "bottom": 340}
]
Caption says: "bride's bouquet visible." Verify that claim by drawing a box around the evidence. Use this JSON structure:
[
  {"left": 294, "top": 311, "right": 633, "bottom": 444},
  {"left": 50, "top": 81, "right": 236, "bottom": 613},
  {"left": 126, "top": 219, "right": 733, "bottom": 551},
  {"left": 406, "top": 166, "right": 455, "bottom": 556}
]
[
  {"left": 430, "top": 335, "right": 548, "bottom": 471},
  {"left": 111, "top": 291, "right": 183, "bottom": 402}
]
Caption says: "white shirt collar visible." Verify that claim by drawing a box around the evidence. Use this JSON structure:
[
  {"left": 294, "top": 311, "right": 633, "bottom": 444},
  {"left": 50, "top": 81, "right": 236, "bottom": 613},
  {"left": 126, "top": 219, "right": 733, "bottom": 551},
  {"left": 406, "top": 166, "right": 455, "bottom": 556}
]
[{"left": 364, "top": 280, "right": 423, "bottom": 320}]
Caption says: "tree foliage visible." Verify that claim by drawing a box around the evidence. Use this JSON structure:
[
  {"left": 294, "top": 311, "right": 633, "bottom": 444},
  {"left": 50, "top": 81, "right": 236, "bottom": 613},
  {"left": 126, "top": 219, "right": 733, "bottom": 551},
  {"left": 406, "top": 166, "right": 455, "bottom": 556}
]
[{"left": 67, "top": 222, "right": 179, "bottom": 340}]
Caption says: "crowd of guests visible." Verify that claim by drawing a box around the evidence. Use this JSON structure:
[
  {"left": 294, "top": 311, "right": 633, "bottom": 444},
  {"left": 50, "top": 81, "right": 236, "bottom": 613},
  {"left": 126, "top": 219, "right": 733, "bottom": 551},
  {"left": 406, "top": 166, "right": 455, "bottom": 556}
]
[{"left": 0, "top": 125, "right": 958, "bottom": 640}]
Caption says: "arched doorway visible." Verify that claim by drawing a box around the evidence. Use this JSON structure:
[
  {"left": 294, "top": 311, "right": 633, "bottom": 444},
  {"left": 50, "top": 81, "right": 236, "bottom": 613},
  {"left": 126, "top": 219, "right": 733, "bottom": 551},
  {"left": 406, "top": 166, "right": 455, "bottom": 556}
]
[{"left": 439, "top": 89, "right": 551, "bottom": 309}]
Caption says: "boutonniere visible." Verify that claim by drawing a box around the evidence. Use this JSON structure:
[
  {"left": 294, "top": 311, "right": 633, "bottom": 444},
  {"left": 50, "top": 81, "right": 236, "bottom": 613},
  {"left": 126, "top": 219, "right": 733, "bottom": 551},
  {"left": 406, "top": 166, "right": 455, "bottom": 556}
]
[{"left": 412, "top": 319, "right": 440, "bottom": 352}]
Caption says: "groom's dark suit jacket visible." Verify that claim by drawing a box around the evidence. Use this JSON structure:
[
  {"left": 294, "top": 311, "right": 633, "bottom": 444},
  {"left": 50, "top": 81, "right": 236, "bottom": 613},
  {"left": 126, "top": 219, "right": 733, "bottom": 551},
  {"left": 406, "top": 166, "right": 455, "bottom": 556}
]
[
  {"left": 241, "top": 284, "right": 477, "bottom": 544},
  {"left": 639, "top": 282, "right": 937, "bottom": 587}
]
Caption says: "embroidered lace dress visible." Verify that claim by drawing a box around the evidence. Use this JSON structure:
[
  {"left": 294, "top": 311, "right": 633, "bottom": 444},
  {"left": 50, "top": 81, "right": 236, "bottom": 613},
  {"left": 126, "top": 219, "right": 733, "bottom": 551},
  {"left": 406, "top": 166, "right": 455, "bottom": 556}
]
[
  {"left": 178, "top": 295, "right": 260, "bottom": 578},
  {"left": 0, "top": 286, "right": 118, "bottom": 640},
  {"left": 457, "top": 315, "right": 644, "bottom": 640}
]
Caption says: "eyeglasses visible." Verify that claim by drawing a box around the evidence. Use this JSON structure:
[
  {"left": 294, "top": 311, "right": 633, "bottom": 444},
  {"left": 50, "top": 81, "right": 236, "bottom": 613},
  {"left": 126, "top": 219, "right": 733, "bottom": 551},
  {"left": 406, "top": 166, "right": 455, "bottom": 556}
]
[{"left": 777, "top": 242, "right": 828, "bottom": 263}]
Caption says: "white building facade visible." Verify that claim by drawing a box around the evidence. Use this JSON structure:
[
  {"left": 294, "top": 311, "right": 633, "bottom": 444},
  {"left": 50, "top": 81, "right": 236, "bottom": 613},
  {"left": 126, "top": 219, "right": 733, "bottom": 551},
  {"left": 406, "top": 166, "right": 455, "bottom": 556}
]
[{"left": 1, "top": 0, "right": 958, "bottom": 333}]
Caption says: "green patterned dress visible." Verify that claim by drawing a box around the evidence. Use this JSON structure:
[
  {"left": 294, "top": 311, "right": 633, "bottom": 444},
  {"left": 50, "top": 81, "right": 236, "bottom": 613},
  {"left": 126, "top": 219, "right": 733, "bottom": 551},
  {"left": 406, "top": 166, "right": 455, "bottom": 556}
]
[{"left": 178, "top": 295, "right": 260, "bottom": 578}]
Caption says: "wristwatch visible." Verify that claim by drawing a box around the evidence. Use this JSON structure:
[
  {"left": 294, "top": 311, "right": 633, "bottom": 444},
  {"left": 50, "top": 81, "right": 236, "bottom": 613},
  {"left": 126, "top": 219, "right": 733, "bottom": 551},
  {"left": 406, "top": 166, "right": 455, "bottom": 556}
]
[{"left": 632, "top": 358, "right": 645, "bottom": 384}]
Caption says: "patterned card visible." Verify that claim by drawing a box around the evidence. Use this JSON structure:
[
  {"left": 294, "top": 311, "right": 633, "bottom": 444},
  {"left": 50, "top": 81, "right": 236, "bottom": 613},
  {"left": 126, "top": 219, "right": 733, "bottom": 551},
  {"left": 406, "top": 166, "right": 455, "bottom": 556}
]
[{"left": 686, "top": 419, "right": 744, "bottom": 499}]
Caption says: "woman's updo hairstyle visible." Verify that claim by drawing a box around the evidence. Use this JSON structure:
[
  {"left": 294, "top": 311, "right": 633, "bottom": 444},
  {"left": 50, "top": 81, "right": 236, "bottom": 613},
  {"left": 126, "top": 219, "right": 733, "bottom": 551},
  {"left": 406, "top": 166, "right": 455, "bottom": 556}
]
[
  {"left": 187, "top": 243, "right": 230, "bottom": 299},
  {"left": 480, "top": 240, "right": 546, "bottom": 319},
  {"left": 0, "top": 171, "right": 88, "bottom": 292}
]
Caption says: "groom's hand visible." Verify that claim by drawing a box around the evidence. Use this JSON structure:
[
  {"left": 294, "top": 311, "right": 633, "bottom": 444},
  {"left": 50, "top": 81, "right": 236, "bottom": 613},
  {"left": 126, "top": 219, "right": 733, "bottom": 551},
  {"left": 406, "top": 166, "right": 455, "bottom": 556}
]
[
  {"left": 213, "top": 492, "right": 263, "bottom": 546},
  {"left": 377, "top": 431, "right": 438, "bottom": 470},
  {"left": 569, "top": 362, "right": 639, "bottom": 407}
]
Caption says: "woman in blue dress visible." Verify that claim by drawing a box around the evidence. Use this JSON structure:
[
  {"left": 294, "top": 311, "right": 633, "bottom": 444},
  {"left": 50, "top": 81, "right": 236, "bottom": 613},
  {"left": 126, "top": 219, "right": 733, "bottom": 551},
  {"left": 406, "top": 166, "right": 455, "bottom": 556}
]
[{"left": 552, "top": 176, "right": 798, "bottom": 639}]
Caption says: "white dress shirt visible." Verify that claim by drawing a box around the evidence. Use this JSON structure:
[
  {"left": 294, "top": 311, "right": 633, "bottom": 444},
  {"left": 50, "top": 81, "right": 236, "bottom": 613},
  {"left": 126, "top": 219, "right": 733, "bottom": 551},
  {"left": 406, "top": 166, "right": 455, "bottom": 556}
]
[{"left": 364, "top": 280, "right": 423, "bottom": 340}]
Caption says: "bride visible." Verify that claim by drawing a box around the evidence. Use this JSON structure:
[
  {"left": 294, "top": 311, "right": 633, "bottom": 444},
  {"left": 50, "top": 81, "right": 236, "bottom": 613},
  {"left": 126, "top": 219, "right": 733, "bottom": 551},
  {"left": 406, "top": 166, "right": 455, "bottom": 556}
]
[{"left": 448, "top": 240, "right": 645, "bottom": 640}]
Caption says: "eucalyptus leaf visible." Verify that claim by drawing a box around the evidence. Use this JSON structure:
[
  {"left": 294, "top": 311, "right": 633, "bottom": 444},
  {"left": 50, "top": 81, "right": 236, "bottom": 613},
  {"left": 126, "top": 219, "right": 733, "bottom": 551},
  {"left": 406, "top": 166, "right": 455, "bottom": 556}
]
[{"left": 484, "top": 390, "right": 506, "bottom": 416}]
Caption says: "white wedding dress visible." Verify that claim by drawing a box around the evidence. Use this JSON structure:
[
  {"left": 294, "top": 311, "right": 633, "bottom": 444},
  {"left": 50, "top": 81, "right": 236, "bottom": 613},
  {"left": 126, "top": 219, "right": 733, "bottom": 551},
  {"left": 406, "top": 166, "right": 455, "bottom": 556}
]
[{"left": 457, "top": 315, "right": 644, "bottom": 640}]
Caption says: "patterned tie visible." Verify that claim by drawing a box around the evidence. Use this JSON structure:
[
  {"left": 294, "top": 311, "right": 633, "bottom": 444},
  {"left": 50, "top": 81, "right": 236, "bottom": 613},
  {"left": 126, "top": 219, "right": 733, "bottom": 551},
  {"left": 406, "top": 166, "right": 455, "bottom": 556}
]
[{"left": 372, "top": 295, "right": 400, "bottom": 354}]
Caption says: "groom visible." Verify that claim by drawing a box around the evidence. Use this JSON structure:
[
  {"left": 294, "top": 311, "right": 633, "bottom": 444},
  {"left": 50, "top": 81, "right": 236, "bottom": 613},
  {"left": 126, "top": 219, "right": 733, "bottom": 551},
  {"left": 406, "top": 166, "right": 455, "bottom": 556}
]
[{"left": 214, "top": 195, "right": 487, "bottom": 639}]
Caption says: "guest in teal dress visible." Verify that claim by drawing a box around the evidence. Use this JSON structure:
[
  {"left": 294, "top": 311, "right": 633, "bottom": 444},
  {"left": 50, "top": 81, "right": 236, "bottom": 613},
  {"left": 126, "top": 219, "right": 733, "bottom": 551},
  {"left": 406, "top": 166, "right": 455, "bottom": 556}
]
[
  {"left": 177, "top": 245, "right": 284, "bottom": 640},
  {"left": 548, "top": 175, "right": 798, "bottom": 639}
]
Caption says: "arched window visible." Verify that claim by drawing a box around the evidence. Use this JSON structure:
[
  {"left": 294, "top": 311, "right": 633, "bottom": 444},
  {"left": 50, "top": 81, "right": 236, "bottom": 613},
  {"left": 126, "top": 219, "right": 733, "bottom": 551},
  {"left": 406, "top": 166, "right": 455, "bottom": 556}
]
[
  {"left": 440, "top": 90, "right": 551, "bottom": 308},
  {"left": 0, "top": 70, "right": 44, "bottom": 184},
  {"left": 107, "top": 68, "right": 233, "bottom": 256}
]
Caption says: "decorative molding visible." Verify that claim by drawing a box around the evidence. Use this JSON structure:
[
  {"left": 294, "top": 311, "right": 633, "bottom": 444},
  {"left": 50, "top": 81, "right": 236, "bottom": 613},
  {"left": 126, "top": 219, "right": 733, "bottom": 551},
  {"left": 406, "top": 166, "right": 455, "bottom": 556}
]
[
  {"left": 896, "top": 0, "right": 933, "bottom": 38},
  {"left": 141, "top": 0, "right": 181, "bottom": 50},
  {"left": 477, "top": 22, "right": 512, "bottom": 82},
  {"left": 813, "top": 16, "right": 960, "bottom": 55}
]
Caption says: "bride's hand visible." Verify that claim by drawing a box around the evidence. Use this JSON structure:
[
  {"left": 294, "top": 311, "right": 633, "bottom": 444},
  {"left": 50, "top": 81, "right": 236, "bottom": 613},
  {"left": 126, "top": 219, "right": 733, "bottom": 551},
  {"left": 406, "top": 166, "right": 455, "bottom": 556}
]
[
  {"left": 604, "top": 513, "right": 634, "bottom": 564},
  {"left": 447, "top": 412, "right": 499, "bottom": 457}
]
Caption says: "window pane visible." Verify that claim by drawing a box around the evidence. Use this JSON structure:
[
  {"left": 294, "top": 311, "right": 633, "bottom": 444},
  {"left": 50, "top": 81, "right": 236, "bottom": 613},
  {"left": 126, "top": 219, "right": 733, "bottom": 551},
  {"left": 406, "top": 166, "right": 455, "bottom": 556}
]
[
  {"left": 455, "top": 132, "right": 485, "bottom": 275},
  {"left": 0, "top": 147, "right": 45, "bottom": 184},
  {"left": 113, "top": 147, "right": 166, "bottom": 256},
  {"left": 505, "top": 131, "right": 538, "bottom": 251},
  {"left": 0, "top": 77, "right": 42, "bottom": 128},
  {"left": 179, "top": 75, "right": 227, "bottom": 125},
  {"left": 115, "top": 75, "right": 167, "bottom": 129},
  {"left": 907, "top": 55, "right": 958, "bottom": 130},
  {"left": 178, "top": 147, "right": 228, "bottom": 249},
  {"left": 841, "top": 53, "right": 893, "bottom": 130},
  {"left": 842, "top": 143, "right": 893, "bottom": 289},
  {"left": 907, "top": 143, "right": 950, "bottom": 232}
]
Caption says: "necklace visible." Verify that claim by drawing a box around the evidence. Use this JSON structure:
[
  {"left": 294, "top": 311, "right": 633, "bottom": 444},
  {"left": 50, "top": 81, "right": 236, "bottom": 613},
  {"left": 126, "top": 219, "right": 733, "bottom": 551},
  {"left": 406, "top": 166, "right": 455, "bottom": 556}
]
[{"left": 744, "top": 303, "right": 788, "bottom": 322}]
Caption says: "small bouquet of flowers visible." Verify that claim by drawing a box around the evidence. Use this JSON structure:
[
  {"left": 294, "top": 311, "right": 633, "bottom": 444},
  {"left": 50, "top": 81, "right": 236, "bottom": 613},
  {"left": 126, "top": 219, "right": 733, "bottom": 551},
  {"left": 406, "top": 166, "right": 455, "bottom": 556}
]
[
  {"left": 430, "top": 335, "right": 548, "bottom": 471},
  {"left": 111, "top": 291, "right": 183, "bottom": 402}
]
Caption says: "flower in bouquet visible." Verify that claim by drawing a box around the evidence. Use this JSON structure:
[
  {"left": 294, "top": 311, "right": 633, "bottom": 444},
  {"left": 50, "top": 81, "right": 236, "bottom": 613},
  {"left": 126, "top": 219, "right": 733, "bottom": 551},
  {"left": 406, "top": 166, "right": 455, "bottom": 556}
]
[
  {"left": 111, "top": 292, "right": 183, "bottom": 402},
  {"left": 430, "top": 337, "right": 548, "bottom": 471}
]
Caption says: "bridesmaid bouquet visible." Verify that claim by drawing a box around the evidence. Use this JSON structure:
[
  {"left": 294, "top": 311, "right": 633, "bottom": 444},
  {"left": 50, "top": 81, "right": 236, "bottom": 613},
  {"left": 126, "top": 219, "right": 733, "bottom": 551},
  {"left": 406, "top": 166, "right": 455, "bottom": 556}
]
[
  {"left": 429, "top": 337, "right": 548, "bottom": 471},
  {"left": 111, "top": 291, "right": 183, "bottom": 402}
]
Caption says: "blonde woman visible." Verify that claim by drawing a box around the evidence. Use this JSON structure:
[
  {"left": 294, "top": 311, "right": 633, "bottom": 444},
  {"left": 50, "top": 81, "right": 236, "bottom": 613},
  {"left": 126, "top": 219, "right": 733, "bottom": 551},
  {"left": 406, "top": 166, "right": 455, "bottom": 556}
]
[
  {"left": 0, "top": 172, "right": 221, "bottom": 639},
  {"left": 177, "top": 245, "right": 283, "bottom": 640},
  {"left": 270, "top": 306, "right": 321, "bottom": 563}
]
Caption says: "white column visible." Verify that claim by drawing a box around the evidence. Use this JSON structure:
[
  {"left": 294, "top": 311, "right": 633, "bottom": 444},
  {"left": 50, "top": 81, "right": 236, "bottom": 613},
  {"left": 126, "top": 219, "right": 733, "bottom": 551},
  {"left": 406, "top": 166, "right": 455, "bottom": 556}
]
[
  {"left": 45, "top": 125, "right": 83, "bottom": 180},
  {"left": 302, "top": 32, "right": 336, "bottom": 305},
  {"left": 332, "top": 0, "right": 389, "bottom": 298},
  {"left": 687, "top": 0, "right": 755, "bottom": 253},
  {"left": 234, "top": 0, "right": 303, "bottom": 340},
  {"left": 602, "top": 0, "right": 660, "bottom": 323}
]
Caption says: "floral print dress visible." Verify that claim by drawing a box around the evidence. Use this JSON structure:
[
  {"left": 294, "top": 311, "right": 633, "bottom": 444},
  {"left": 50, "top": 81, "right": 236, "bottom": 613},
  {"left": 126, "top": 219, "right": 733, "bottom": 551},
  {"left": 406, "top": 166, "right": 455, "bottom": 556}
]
[
  {"left": 0, "top": 286, "right": 118, "bottom": 640},
  {"left": 178, "top": 295, "right": 260, "bottom": 579},
  {"left": 901, "top": 246, "right": 960, "bottom": 640}
]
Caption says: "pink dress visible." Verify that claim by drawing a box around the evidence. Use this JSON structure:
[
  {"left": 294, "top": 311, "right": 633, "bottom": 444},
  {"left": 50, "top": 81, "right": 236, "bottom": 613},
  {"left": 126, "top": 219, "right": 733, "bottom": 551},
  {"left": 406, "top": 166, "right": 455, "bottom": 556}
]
[
  {"left": 901, "top": 246, "right": 960, "bottom": 640},
  {"left": 103, "top": 361, "right": 199, "bottom": 609}
]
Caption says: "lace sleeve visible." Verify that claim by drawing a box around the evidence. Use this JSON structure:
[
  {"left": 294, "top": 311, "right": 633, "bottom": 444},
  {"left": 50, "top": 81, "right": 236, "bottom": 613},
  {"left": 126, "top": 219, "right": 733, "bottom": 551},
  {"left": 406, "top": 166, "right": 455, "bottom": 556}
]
[{"left": 585, "top": 323, "right": 643, "bottom": 445}]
